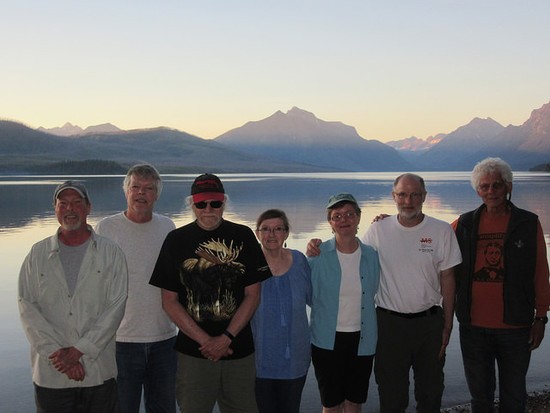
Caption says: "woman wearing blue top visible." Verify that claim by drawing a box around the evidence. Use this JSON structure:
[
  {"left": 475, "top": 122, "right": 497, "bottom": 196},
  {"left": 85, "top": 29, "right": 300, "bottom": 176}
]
[
  {"left": 251, "top": 209, "right": 312, "bottom": 413},
  {"left": 308, "top": 193, "right": 380, "bottom": 413}
]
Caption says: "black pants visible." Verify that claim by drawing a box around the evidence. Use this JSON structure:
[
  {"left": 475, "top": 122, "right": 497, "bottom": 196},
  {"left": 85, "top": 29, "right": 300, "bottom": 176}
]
[
  {"left": 375, "top": 307, "right": 444, "bottom": 413},
  {"left": 34, "top": 378, "right": 120, "bottom": 413}
]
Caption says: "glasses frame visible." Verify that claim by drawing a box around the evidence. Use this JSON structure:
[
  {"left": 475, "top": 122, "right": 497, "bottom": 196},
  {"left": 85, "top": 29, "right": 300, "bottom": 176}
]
[
  {"left": 257, "top": 226, "right": 287, "bottom": 234},
  {"left": 477, "top": 181, "right": 506, "bottom": 192},
  {"left": 257, "top": 226, "right": 288, "bottom": 234},
  {"left": 330, "top": 211, "right": 358, "bottom": 222},
  {"left": 393, "top": 192, "right": 424, "bottom": 201}
]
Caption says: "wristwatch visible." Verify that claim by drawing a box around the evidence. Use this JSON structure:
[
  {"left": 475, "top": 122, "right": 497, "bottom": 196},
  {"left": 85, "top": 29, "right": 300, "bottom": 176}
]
[
  {"left": 222, "top": 329, "right": 235, "bottom": 341},
  {"left": 534, "top": 316, "right": 548, "bottom": 324}
]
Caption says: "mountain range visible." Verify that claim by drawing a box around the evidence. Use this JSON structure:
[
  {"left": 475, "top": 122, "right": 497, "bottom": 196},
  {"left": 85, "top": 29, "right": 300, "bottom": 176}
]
[
  {"left": 1, "top": 102, "right": 549, "bottom": 173},
  {"left": 37, "top": 122, "right": 122, "bottom": 136}
]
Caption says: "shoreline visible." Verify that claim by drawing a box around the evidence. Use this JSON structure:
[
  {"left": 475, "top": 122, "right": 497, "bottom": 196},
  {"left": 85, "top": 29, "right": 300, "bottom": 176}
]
[{"left": 441, "top": 388, "right": 550, "bottom": 413}]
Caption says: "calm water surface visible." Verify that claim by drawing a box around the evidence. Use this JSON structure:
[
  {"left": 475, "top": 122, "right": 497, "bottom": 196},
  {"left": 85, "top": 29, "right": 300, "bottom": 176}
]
[{"left": 1, "top": 172, "right": 549, "bottom": 412}]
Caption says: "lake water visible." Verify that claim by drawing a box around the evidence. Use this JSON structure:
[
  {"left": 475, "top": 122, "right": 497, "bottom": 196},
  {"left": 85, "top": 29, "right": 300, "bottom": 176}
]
[{"left": 1, "top": 171, "right": 549, "bottom": 412}]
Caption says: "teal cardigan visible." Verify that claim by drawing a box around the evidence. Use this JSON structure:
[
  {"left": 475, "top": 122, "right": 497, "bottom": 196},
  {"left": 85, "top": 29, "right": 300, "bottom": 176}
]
[{"left": 308, "top": 238, "right": 380, "bottom": 355}]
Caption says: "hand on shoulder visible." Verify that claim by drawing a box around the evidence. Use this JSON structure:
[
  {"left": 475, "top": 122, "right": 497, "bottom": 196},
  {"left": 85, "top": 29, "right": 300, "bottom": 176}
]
[
  {"left": 371, "top": 214, "right": 391, "bottom": 223},
  {"left": 306, "top": 239, "right": 322, "bottom": 257}
]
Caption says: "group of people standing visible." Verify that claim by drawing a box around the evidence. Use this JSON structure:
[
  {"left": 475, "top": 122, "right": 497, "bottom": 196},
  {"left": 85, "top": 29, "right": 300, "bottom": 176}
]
[{"left": 18, "top": 156, "right": 550, "bottom": 413}]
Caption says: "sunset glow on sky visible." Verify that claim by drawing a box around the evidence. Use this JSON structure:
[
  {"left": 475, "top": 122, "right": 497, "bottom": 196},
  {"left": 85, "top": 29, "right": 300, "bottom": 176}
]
[{"left": 1, "top": 1, "right": 549, "bottom": 142}]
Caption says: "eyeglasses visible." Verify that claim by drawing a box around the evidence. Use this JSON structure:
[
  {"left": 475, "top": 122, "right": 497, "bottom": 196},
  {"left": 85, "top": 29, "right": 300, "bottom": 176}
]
[
  {"left": 194, "top": 200, "right": 224, "bottom": 209},
  {"left": 330, "top": 211, "right": 357, "bottom": 222},
  {"left": 477, "top": 182, "right": 505, "bottom": 192},
  {"left": 129, "top": 185, "right": 156, "bottom": 193},
  {"left": 257, "top": 226, "right": 287, "bottom": 234},
  {"left": 393, "top": 192, "right": 423, "bottom": 200}
]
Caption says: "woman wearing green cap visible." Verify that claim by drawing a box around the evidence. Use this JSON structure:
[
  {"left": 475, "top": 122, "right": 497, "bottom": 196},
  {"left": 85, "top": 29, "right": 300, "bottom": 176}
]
[{"left": 308, "top": 193, "right": 380, "bottom": 413}]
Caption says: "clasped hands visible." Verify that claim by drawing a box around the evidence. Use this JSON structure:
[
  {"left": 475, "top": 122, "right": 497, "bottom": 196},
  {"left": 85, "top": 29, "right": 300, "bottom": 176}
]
[
  {"left": 49, "top": 346, "right": 85, "bottom": 381},
  {"left": 199, "top": 334, "right": 233, "bottom": 362}
]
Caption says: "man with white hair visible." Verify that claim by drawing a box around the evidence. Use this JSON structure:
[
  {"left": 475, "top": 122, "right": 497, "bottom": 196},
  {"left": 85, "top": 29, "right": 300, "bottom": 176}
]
[{"left": 150, "top": 173, "right": 272, "bottom": 413}]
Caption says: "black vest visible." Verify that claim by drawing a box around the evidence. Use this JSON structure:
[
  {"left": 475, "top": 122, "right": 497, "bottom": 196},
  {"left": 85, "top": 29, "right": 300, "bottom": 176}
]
[{"left": 454, "top": 202, "right": 538, "bottom": 326}]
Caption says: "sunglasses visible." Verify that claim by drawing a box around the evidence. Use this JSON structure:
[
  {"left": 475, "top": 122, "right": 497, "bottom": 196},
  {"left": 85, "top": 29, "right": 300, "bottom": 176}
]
[{"left": 194, "top": 200, "right": 224, "bottom": 209}]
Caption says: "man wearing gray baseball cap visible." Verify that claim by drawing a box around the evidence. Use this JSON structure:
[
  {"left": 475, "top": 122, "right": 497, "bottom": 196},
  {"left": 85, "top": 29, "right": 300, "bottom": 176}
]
[{"left": 18, "top": 180, "right": 128, "bottom": 412}]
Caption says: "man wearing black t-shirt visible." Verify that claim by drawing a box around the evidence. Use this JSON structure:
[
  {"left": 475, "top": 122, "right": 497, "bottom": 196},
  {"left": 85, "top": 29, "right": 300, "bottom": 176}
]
[{"left": 150, "top": 173, "right": 271, "bottom": 413}]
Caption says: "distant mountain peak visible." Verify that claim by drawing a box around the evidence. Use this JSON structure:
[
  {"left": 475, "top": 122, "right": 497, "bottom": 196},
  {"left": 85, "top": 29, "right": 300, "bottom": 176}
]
[
  {"left": 286, "top": 106, "right": 315, "bottom": 117},
  {"left": 465, "top": 117, "right": 500, "bottom": 127},
  {"left": 38, "top": 123, "right": 84, "bottom": 136},
  {"left": 83, "top": 123, "right": 122, "bottom": 135},
  {"left": 517, "top": 101, "right": 550, "bottom": 152},
  {"left": 445, "top": 117, "right": 504, "bottom": 140},
  {"left": 216, "top": 107, "right": 363, "bottom": 146},
  {"left": 37, "top": 122, "right": 122, "bottom": 136},
  {"left": 386, "top": 134, "right": 447, "bottom": 152},
  {"left": 523, "top": 101, "right": 550, "bottom": 128},
  {"left": 213, "top": 107, "right": 410, "bottom": 171}
]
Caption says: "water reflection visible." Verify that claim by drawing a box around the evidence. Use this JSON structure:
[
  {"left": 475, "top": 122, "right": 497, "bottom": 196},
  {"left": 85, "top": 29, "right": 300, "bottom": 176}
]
[{"left": 2, "top": 172, "right": 549, "bottom": 243}]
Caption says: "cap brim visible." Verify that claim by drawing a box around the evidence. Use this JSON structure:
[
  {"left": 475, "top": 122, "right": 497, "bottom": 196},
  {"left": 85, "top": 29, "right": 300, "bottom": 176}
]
[
  {"left": 54, "top": 187, "right": 88, "bottom": 201},
  {"left": 326, "top": 197, "right": 357, "bottom": 209},
  {"left": 192, "top": 192, "right": 225, "bottom": 203}
]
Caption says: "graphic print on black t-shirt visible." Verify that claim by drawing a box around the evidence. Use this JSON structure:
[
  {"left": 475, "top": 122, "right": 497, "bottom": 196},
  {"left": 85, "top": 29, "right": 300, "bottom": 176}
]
[
  {"left": 180, "top": 238, "right": 245, "bottom": 322},
  {"left": 474, "top": 233, "right": 505, "bottom": 283}
]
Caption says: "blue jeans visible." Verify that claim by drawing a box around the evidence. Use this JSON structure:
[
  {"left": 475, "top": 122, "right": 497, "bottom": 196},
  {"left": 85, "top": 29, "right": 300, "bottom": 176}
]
[
  {"left": 459, "top": 324, "right": 531, "bottom": 413},
  {"left": 116, "top": 336, "right": 177, "bottom": 413},
  {"left": 255, "top": 375, "right": 307, "bottom": 413}
]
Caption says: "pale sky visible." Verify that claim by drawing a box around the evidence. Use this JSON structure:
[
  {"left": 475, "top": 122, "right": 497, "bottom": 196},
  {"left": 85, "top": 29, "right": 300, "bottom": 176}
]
[{"left": 1, "top": 1, "right": 549, "bottom": 142}]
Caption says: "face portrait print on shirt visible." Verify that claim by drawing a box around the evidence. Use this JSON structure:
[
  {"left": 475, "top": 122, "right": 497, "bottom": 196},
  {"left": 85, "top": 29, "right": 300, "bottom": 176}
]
[{"left": 473, "top": 235, "right": 505, "bottom": 282}]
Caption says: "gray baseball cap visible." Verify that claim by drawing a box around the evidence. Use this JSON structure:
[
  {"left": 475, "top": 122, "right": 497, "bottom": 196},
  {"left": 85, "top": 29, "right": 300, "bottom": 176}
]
[{"left": 53, "top": 181, "right": 90, "bottom": 203}]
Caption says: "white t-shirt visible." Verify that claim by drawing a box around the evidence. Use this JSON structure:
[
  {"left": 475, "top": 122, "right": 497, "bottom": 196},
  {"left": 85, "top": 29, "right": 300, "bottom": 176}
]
[
  {"left": 362, "top": 214, "right": 462, "bottom": 313},
  {"left": 95, "top": 212, "right": 177, "bottom": 342},
  {"left": 336, "top": 248, "right": 362, "bottom": 331}
]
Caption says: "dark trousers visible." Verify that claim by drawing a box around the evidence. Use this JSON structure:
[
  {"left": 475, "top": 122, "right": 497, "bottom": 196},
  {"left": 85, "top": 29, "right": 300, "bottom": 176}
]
[
  {"left": 34, "top": 378, "right": 119, "bottom": 413},
  {"left": 459, "top": 324, "right": 531, "bottom": 413},
  {"left": 255, "top": 375, "right": 307, "bottom": 413},
  {"left": 374, "top": 307, "right": 444, "bottom": 413}
]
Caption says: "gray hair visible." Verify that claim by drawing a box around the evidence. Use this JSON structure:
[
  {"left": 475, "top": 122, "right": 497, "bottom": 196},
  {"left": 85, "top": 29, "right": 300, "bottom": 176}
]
[
  {"left": 123, "top": 163, "right": 163, "bottom": 197},
  {"left": 470, "top": 157, "right": 513, "bottom": 190}
]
